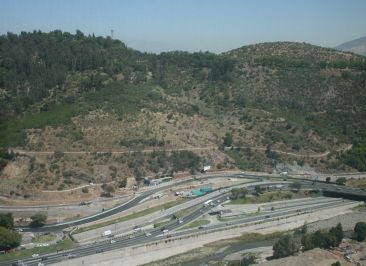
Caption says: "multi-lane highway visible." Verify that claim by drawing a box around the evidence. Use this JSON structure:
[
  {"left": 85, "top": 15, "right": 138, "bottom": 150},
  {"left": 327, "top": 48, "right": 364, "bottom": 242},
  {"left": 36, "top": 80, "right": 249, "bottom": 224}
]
[
  {"left": 17, "top": 173, "right": 249, "bottom": 232},
  {"left": 14, "top": 172, "right": 366, "bottom": 233},
  {"left": 3, "top": 172, "right": 366, "bottom": 265},
  {"left": 3, "top": 194, "right": 357, "bottom": 266}
]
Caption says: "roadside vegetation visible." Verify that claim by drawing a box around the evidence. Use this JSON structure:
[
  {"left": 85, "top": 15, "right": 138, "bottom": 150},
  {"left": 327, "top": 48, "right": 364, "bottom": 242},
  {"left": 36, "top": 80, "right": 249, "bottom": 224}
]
[
  {"left": 229, "top": 187, "right": 318, "bottom": 205},
  {"left": 346, "top": 178, "right": 366, "bottom": 189},
  {"left": 181, "top": 219, "right": 210, "bottom": 230},
  {"left": 144, "top": 231, "right": 285, "bottom": 266},
  {"left": 32, "top": 233, "right": 56, "bottom": 244},
  {"left": 29, "top": 213, "right": 47, "bottom": 227},
  {"left": 0, "top": 238, "right": 73, "bottom": 263},
  {"left": 0, "top": 213, "right": 21, "bottom": 252},
  {"left": 354, "top": 221, "right": 366, "bottom": 241},
  {"left": 271, "top": 223, "right": 344, "bottom": 259}
]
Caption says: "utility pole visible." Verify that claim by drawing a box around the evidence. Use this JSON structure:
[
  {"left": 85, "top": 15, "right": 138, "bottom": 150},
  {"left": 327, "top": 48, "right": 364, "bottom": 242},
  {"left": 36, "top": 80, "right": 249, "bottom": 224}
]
[{"left": 111, "top": 29, "right": 114, "bottom": 39}]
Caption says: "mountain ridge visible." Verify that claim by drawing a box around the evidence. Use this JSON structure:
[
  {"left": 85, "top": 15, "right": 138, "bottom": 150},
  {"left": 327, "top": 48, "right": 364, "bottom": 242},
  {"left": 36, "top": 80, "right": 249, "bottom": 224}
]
[
  {"left": 336, "top": 35, "right": 366, "bottom": 56},
  {"left": 0, "top": 30, "right": 365, "bottom": 198}
]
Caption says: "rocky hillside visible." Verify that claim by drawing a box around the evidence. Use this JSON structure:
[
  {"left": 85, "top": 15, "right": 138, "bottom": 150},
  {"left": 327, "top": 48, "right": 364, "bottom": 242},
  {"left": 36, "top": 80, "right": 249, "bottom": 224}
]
[{"left": 0, "top": 31, "right": 365, "bottom": 199}]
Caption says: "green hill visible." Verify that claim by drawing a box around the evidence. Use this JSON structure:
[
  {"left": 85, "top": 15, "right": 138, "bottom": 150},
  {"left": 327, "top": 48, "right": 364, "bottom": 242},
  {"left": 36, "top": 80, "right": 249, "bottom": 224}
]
[{"left": 0, "top": 31, "right": 366, "bottom": 197}]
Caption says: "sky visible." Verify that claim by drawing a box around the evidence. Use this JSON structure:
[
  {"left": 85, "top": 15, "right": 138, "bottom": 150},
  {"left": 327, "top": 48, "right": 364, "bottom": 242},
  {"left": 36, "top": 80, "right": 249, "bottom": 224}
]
[{"left": 1, "top": 0, "right": 366, "bottom": 53}]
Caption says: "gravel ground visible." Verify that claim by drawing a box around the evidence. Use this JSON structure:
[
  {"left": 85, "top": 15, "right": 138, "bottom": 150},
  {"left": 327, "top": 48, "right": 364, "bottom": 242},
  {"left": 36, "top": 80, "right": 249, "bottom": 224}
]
[{"left": 307, "top": 206, "right": 366, "bottom": 232}]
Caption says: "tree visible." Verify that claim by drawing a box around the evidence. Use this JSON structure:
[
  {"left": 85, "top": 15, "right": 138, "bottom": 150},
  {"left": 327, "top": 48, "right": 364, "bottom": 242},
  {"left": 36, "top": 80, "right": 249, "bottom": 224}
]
[
  {"left": 223, "top": 133, "right": 233, "bottom": 147},
  {"left": 0, "top": 213, "right": 14, "bottom": 230},
  {"left": 331, "top": 262, "right": 341, "bottom": 266},
  {"left": 336, "top": 177, "right": 346, "bottom": 186},
  {"left": 29, "top": 213, "right": 47, "bottom": 227},
  {"left": 118, "top": 178, "right": 127, "bottom": 188},
  {"left": 302, "top": 226, "right": 342, "bottom": 251},
  {"left": 354, "top": 221, "right": 366, "bottom": 242},
  {"left": 81, "top": 187, "right": 89, "bottom": 193},
  {"left": 290, "top": 182, "right": 301, "bottom": 192},
  {"left": 273, "top": 235, "right": 299, "bottom": 259},
  {"left": 329, "top": 223, "right": 344, "bottom": 246},
  {"left": 239, "top": 254, "right": 256, "bottom": 266},
  {"left": 231, "top": 188, "right": 241, "bottom": 199},
  {"left": 326, "top": 177, "right": 331, "bottom": 183},
  {"left": 0, "top": 227, "right": 21, "bottom": 251},
  {"left": 231, "top": 188, "right": 248, "bottom": 199},
  {"left": 254, "top": 185, "right": 262, "bottom": 194}
]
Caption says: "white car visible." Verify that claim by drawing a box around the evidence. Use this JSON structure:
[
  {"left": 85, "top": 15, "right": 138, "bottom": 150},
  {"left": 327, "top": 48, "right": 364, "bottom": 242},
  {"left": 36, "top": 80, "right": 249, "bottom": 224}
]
[
  {"left": 145, "top": 232, "right": 152, "bottom": 237},
  {"left": 110, "top": 240, "right": 116, "bottom": 244},
  {"left": 32, "top": 253, "right": 39, "bottom": 258},
  {"left": 38, "top": 263, "right": 45, "bottom": 266}
]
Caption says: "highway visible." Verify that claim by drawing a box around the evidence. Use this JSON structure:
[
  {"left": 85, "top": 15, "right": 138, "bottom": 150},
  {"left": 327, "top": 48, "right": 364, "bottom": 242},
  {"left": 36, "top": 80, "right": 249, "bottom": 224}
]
[
  {"left": 15, "top": 173, "right": 271, "bottom": 232},
  {"left": 3, "top": 172, "right": 366, "bottom": 265},
  {"left": 16, "top": 176, "right": 212, "bottom": 232},
  {"left": 14, "top": 172, "right": 366, "bottom": 232},
  {"left": 3, "top": 194, "right": 356, "bottom": 266}
]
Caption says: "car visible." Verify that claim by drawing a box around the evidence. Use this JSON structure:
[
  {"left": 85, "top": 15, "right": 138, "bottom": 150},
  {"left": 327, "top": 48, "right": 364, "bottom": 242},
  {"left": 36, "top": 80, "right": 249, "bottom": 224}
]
[
  {"left": 162, "top": 229, "right": 169, "bottom": 233},
  {"left": 41, "top": 257, "right": 48, "bottom": 261},
  {"left": 265, "top": 215, "right": 270, "bottom": 218},
  {"left": 110, "top": 240, "right": 116, "bottom": 244},
  {"left": 67, "top": 253, "right": 76, "bottom": 259},
  {"left": 38, "top": 263, "right": 45, "bottom": 266},
  {"left": 198, "top": 226, "right": 204, "bottom": 229},
  {"left": 32, "top": 253, "right": 39, "bottom": 258},
  {"left": 217, "top": 200, "right": 221, "bottom": 203},
  {"left": 145, "top": 232, "right": 152, "bottom": 237}
]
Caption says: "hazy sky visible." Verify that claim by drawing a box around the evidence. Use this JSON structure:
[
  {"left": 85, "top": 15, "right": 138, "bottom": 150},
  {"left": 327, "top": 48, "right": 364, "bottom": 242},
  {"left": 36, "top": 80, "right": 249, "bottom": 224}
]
[{"left": 1, "top": 0, "right": 365, "bottom": 53}]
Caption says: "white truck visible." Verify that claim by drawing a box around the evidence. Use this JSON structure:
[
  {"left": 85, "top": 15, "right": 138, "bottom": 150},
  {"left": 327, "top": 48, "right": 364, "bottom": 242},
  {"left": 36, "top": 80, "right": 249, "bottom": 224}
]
[
  {"left": 204, "top": 199, "right": 213, "bottom": 206},
  {"left": 102, "top": 230, "right": 112, "bottom": 237}
]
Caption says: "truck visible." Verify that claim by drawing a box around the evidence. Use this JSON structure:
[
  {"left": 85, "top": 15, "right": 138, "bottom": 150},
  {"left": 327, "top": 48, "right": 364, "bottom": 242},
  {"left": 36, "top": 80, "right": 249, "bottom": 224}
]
[
  {"left": 102, "top": 230, "right": 112, "bottom": 237},
  {"left": 204, "top": 199, "right": 213, "bottom": 206}
]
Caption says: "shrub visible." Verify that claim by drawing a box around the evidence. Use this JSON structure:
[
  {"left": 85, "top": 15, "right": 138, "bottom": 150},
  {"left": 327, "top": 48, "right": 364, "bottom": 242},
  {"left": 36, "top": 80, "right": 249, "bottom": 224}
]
[
  {"left": 336, "top": 177, "right": 346, "bottom": 186},
  {"left": 29, "top": 213, "right": 47, "bottom": 227}
]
